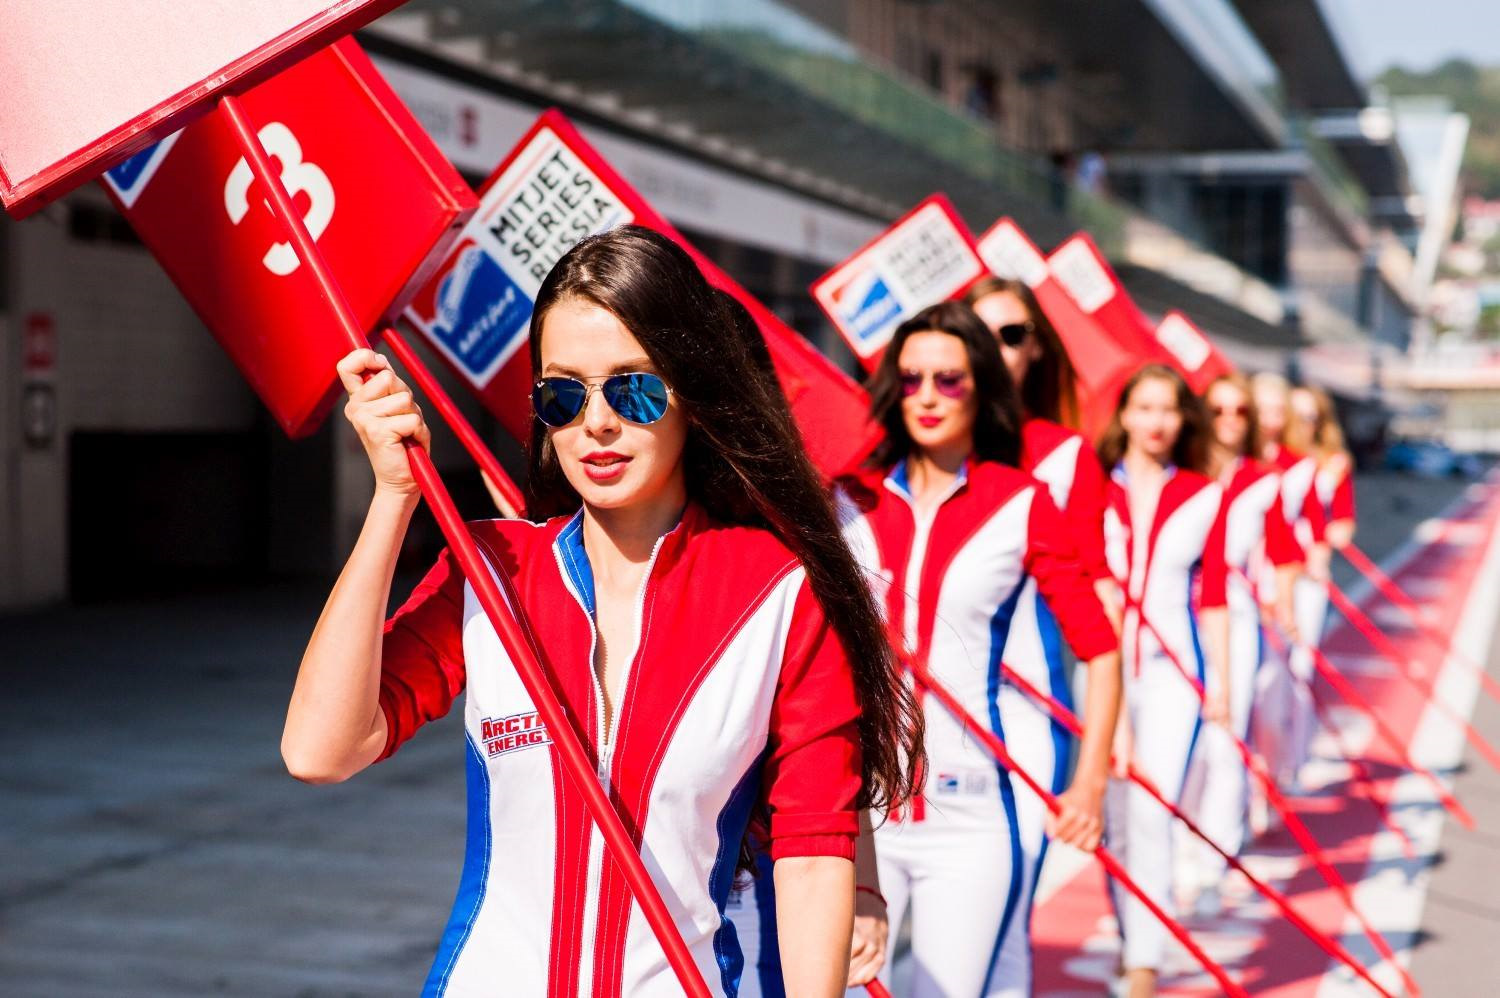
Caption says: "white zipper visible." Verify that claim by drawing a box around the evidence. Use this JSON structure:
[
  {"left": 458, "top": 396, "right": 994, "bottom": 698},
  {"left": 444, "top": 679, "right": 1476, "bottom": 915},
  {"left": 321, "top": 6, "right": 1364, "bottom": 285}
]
[
  {"left": 555, "top": 525, "right": 670, "bottom": 991},
  {"left": 885, "top": 470, "right": 966, "bottom": 654}
]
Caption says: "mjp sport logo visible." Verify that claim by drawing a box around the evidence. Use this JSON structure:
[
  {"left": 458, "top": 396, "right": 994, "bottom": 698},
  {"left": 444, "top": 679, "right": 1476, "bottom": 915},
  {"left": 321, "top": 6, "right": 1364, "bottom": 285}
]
[
  {"left": 402, "top": 109, "right": 883, "bottom": 480},
  {"left": 480, "top": 711, "right": 551, "bottom": 758},
  {"left": 405, "top": 125, "right": 634, "bottom": 391},
  {"left": 101, "top": 132, "right": 183, "bottom": 209},
  {"left": 96, "top": 40, "right": 474, "bottom": 439},
  {"left": 829, "top": 269, "right": 902, "bottom": 346},
  {"left": 407, "top": 238, "right": 529, "bottom": 389}
]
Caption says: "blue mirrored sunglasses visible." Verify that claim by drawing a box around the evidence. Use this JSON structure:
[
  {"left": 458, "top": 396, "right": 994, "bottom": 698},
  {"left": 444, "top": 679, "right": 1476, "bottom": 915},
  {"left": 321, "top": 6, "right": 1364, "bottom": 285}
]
[{"left": 531, "top": 372, "right": 673, "bottom": 428}]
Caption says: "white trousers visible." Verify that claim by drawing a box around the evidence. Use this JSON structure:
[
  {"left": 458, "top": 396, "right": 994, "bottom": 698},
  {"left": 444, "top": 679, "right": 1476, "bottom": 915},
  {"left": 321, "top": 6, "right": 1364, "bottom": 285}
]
[
  {"left": 1106, "top": 657, "right": 1202, "bottom": 971},
  {"left": 1180, "top": 592, "right": 1261, "bottom": 884}
]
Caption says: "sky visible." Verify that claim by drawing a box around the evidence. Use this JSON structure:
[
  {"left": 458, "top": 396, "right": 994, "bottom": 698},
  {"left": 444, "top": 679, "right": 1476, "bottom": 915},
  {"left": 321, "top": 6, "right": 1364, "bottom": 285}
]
[{"left": 1325, "top": 0, "right": 1500, "bottom": 77}]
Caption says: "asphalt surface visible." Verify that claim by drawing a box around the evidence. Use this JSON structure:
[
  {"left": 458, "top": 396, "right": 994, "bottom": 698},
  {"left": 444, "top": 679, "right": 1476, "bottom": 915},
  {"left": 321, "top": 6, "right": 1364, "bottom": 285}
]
[{"left": 0, "top": 469, "right": 1487, "bottom": 996}]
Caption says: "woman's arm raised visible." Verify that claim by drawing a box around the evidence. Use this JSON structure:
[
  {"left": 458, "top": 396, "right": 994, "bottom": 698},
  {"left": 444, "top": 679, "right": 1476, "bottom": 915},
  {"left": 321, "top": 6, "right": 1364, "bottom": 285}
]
[{"left": 281, "top": 349, "right": 432, "bottom": 784}]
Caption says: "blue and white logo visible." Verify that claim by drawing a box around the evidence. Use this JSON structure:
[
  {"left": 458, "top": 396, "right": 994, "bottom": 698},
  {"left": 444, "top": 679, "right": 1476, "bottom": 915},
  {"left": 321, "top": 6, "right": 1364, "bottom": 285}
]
[
  {"left": 101, "top": 130, "right": 183, "bottom": 210},
  {"left": 424, "top": 242, "right": 532, "bottom": 386},
  {"left": 833, "top": 269, "right": 903, "bottom": 346}
]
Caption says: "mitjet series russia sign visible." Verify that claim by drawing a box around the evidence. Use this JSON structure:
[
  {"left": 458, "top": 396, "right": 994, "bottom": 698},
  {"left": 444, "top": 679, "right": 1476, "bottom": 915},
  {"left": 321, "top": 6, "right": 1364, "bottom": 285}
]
[{"left": 405, "top": 109, "right": 882, "bottom": 478}]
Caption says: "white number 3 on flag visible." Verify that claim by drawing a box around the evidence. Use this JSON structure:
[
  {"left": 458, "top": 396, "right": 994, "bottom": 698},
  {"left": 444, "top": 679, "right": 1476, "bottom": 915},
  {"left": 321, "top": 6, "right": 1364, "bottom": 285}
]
[{"left": 222, "top": 122, "right": 335, "bottom": 276}]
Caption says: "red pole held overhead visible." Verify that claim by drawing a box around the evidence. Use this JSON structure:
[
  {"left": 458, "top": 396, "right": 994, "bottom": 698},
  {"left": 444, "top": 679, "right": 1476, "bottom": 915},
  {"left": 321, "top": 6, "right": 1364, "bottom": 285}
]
[
  {"left": 216, "top": 93, "right": 713, "bottom": 998},
  {"left": 380, "top": 324, "right": 526, "bottom": 517}
]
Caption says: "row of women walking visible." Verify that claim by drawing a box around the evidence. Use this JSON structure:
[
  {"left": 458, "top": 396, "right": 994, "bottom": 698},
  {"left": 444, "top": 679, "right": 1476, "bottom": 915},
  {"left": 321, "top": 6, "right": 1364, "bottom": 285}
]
[{"left": 280, "top": 225, "right": 1357, "bottom": 997}]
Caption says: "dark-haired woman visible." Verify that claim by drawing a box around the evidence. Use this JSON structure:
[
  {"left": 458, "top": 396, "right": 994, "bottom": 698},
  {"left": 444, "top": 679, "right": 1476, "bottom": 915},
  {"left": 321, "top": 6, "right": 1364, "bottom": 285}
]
[
  {"left": 964, "top": 278, "right": 1122, "bottom": 973},
  {"left": 1096, "top": 365, "right": 1229, "bottom": 998},
  {"left": 280, "top": 225, "right": 922, "bottom": 997},
  {"left": 965, "top": 277, "right": 1114, "bottom": 595},
  {"left": 839, "top": 302, "right": 1120, "bottom": 996},
  {"left": 1178, "top": 374, "right": 1301, "bottom": 913}
]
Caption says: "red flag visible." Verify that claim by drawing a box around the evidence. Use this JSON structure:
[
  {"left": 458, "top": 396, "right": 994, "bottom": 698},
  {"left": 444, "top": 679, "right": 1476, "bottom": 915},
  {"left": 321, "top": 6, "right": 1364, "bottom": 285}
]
[
  {"left": 1047, "top": 232, "right": 1168, "bottom": 365},
  {"left": 1155, "top": 310, "right": 1235, "bottom": 394},
  {"left": 1, "top": 0, "right": 405, "bottom": 217},
  {"left": 101, "top": 40, "right": 474, "bottom": 438},
  {"left": 975, "top": 218, "right": 1138, "bottom": 437}
]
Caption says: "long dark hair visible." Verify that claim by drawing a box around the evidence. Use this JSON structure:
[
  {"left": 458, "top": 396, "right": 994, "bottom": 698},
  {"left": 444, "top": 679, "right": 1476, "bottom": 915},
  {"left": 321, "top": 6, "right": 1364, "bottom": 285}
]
[
  {"left": 526, "top": 225, "right": 922, "bottom": 814},
  {"left": 1096, "top": 363, "right": 1208, "bottom": 472},
  {"left": 866, "top": 301, "right": 1023, "bottom": 468},
  {"left": 964, "top": 276, "right": 1080, "bottom": 428}
]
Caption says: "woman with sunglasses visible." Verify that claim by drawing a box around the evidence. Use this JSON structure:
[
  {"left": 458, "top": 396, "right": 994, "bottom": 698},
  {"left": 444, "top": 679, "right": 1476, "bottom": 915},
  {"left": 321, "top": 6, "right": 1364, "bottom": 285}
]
[
  {"left": 1177, "top": 374, "right": 1301, "bottom": 913},
  {"left": 963, "top": 278, "right": 1122, "bottom": 968},
  {"left": 839, "top": 301, "right": 1120, "bottom": 997},
  {"left": 964, "top": 278, "right": 1111, "bottom": 595},
  {"left": 1282, "top": 385, "right": 1356, "bottom": 767},
  {"left": 1096, "top": 365, "right": 1229, "bottom": 998},
  {"left": 280, "top": 226, "right": 922, "bottom": 997},
  {"left": 1250, "top": 372, "right": 1328, "bottom": 790}
]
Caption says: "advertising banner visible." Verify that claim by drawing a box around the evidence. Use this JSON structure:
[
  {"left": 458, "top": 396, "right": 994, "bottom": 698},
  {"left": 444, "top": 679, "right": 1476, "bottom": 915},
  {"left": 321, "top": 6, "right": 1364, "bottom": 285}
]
[
  {"left": 405, "top": 109, "right": 881, "bottom": 478},
  {"left": 1155, "top": 310, "right": 1235, "bottom": 394},
  {"left": 809, "top": 195, "right": 986, "bottom": 371},
  {"left": 977, "top": 218, "right": 1141, "bottom": 433}
]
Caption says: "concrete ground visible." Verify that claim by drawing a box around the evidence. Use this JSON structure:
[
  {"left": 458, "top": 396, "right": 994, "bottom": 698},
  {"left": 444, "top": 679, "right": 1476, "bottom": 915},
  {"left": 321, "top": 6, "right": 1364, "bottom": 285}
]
[
  {"left": 1407, "top": 603, "right": 1500, "bottom": 994},
  {"left": 0, "top": 469, "right": 1489, "bottom": 996}
]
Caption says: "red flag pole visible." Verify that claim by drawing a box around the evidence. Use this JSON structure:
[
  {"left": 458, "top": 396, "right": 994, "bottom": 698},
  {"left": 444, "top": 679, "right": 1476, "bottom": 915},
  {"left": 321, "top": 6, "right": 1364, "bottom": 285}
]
[
  {"left": 1127, "top": 603, "right": 1422, "bottom": 997},
  {"left": 216, "top": 94, "right": 713, "bottom": 998},
  {"left": 900, "top": 654, "right": 1249, "bottom": 997},
  {"left": 1000, "top": 664, "right": 1397, "bottom": 998},
  {"left": 1340, "top": 542, "right": 1500, "bottom": 705},
  {"left": 1325, "top": 580, "right": 1500, "bottom": 773},
  {"left": 1304, "top": 674, "right": 1418, "bottom": 859},
  {"left": 1256, "top": 621, "right": 1416, "bottom": 858},
  {"left": 864, "top": 981, "right": 894, "bottom": 998},
  {"left": 1301, "top": 638, "right": 1474, "bottom": 828},
  {"left": 379, "top": 324, "right": 526, "bottom": 516},
  {"left": 1230, "top": 570, "right": 1416, "bottom": 857}
]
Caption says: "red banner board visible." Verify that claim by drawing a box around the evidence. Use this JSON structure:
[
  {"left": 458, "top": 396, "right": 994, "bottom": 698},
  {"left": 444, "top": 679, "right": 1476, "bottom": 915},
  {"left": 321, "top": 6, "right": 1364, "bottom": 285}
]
[
  {"left": 809, "top": 195, "right": 987, "bottom": 372},
  {"left": 403, "top": 109, "right": 881, "bottom": 479},
  {"left": 1047, "top": 232, "right": 1238, "bottom": 404},
  {"left": 1155, "top": 310, "right": 1236, "bottom": 394},
  {"left": 102, "top": 40, "right": 476, "bottom": 437},
  {"left": 0, "top": 0, "right": 406, "bottom": 217},
  {"left": 1046, "top": 233, "right": 1168, "bottom": 363},
  {"left": 976, "top": 218, "right": 1141, "bottom": 435}
]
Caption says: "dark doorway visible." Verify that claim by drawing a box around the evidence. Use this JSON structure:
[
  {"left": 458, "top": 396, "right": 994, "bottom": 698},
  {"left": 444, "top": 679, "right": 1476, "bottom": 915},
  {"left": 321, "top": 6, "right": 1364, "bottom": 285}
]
[{"left": 68, "top": 431, "right": 270, "bottom": 601}]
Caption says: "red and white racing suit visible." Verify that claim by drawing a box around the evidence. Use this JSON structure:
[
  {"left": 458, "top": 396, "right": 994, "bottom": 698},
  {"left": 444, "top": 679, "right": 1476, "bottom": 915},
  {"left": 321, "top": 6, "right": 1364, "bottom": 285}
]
[
  {"left": 1180, "top": 459, "right": 1301, "bottom": 886},
  {"left": 1102, "top": 465, "right": 1227, "bottom": 972},
  {"left": 840, "top": 457, "right": 1116, "bottom": 997},
  {"left": 377, "top": 504, "right": 863, "bottom": 997}
]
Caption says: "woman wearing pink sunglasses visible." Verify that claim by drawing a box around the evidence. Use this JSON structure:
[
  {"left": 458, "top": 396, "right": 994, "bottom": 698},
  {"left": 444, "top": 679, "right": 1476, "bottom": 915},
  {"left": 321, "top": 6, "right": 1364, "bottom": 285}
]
[{"left": 835, "top": 301, "right": 1120, "bottom": 997}]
